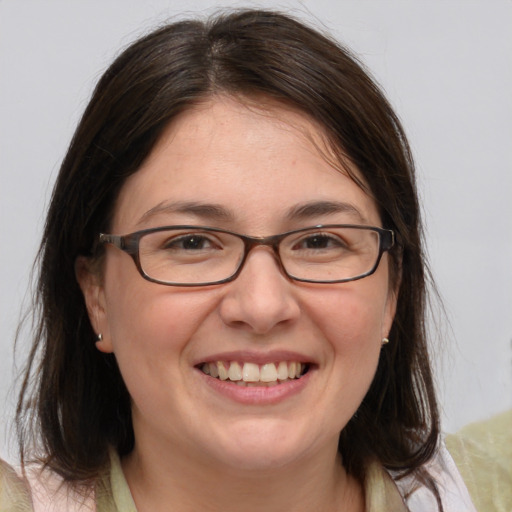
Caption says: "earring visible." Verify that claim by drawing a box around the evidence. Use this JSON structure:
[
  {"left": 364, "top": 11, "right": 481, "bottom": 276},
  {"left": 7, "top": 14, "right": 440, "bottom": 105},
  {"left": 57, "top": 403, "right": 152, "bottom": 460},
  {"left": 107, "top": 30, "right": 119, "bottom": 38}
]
[
  {"left": 381, "top": 337, "right": 389, "bottom": 345},
  {"left": 96, "top": 333, "right": 103, "bottom": 342}
]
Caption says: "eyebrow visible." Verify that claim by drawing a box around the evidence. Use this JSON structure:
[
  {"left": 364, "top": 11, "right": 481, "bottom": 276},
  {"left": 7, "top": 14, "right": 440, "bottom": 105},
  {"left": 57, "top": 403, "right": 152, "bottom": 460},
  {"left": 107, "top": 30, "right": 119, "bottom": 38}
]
[
  {"left": 137, "top": 199, "right": 367, "bottom": 227},
  {"left": 285, "top": 200, "right": 368, "bottom": 223},
  {"left": 138, "top": 201, "right": 234, "bottom": 226}
]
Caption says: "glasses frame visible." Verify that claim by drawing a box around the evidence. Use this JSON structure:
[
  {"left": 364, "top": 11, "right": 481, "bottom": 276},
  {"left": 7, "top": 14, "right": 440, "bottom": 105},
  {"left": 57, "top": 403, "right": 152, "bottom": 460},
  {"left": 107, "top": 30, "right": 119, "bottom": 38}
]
[{"left": 98, "top": 224, "right": 395, "bottom": 287}]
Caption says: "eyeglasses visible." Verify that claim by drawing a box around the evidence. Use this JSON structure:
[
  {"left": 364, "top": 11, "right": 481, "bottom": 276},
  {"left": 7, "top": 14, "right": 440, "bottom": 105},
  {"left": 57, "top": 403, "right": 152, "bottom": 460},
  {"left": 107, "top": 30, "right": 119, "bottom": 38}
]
[{"left": 98, "top": 224, "right": 394, "bottom": 287}]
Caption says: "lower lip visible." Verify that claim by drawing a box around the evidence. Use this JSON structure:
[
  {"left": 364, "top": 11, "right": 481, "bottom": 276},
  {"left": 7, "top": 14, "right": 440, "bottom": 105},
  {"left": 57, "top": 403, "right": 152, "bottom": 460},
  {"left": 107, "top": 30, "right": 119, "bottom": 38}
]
[{"left": 198, "top": 369, "right": 312, "bottom": 405}]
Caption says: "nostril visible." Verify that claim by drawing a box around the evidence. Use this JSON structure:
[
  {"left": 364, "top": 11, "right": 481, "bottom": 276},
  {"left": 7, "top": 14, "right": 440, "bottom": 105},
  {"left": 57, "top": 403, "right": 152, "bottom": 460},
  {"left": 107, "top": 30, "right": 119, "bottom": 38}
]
[{"left": 218, "top": 276, "right": 300, "bottom": 334}]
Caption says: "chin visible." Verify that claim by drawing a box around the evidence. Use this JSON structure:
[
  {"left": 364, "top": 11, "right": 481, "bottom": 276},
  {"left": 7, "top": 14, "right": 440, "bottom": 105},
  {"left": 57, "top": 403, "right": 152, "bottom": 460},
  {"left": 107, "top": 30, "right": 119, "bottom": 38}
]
[
  {"left": 204, "top": 419, "right": 318, "bottom": 472},
  {"left": 219, "top": 444, "right": 301, "bottom": 472}
]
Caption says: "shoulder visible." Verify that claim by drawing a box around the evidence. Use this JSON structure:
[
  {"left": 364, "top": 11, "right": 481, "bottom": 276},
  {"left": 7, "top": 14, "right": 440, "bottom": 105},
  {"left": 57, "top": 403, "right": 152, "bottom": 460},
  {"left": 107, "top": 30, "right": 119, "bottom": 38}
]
[
  {"left": 0, "top": 457, "right": 33, "bottom": 510},
  {"left": 446, "top": 409, "right": 512, "bottom": 512},
  {"left": 25, "top": 464, "right": 96, "bottom": 512},
  {"left": 389, "top": 443, "right": 477, "bottom": 512},
  {"left": 0, "top": 458, "right": 96, "bottom": 512},
  {"left": 1, "top": 449, "right": 133, "bottom": 512}
]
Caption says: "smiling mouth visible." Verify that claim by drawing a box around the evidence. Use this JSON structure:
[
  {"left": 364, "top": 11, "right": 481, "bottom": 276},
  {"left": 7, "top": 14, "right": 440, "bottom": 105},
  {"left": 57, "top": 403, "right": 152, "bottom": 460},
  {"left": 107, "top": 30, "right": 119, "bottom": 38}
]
[{"left": 198, "top": 361, "right": 309, "bottom": 387}]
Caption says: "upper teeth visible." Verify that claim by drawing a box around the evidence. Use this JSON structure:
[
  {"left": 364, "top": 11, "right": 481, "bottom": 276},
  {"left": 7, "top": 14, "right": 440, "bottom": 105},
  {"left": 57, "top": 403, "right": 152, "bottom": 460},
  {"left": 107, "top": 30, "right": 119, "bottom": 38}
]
[{"left": 201, "top": 361, "right": 305, "bottom": 383}]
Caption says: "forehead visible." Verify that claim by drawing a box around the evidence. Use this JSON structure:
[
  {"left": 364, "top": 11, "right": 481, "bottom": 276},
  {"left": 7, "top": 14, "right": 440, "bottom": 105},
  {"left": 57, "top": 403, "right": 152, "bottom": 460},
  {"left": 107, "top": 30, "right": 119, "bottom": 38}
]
[
  {"left": 112, "top": 96, "right": 380, "bottom": 233},
  {"left": 149, "top": 95, "right": 339, "bottom": 165}
]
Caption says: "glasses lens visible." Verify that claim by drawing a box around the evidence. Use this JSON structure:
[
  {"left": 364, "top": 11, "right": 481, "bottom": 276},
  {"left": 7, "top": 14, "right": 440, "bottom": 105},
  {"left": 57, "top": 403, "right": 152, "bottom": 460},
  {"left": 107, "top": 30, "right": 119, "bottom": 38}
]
[
  {"left": 139, "top": 228, "right": 244, "bottom": 284},
  {"left": 280, "top": 226, "right": 381, "bottom": 282}
]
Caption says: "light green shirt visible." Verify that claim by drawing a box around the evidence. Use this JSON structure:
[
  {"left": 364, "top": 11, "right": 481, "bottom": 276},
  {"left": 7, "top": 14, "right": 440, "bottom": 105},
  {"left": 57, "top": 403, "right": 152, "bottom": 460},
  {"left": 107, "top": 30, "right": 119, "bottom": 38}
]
[{"left": 2, "top": 411, "right": 510, "bottom": 511}]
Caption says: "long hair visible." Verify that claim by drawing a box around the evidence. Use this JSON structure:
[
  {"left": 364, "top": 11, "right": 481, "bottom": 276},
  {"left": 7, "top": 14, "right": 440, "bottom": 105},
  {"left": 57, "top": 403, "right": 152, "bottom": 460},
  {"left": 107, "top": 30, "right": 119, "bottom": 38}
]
[{"left": 17, "top": 9, "right": 439, "bottom": 484}]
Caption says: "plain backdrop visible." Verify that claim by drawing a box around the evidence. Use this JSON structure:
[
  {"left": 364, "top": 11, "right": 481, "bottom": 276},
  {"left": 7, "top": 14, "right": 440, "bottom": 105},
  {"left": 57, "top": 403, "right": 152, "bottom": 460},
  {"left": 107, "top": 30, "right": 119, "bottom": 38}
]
[{"left": 1, "top": 0, "right": 511, "bottom": 462}]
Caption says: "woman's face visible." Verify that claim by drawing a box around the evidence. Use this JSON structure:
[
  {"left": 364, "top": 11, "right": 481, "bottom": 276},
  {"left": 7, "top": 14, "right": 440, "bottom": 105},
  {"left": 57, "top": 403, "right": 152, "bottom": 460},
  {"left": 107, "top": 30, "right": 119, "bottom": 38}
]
[{"left": 81, "top": 97, "right": 397, "bottom": 472}]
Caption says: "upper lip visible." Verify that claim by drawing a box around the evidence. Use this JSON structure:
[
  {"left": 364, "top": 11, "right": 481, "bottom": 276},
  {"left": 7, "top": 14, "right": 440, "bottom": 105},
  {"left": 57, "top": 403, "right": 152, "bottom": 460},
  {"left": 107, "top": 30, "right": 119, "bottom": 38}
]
[{"left": 193, "top": 350, "right": 316, "bottom": 366}]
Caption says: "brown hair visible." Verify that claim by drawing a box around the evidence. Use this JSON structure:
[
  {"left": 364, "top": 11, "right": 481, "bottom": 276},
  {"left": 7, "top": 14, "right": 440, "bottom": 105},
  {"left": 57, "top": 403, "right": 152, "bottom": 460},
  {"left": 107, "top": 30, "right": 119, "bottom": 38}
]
[{"left": 17, "top": 9, "right": 439, "bottom": 486}]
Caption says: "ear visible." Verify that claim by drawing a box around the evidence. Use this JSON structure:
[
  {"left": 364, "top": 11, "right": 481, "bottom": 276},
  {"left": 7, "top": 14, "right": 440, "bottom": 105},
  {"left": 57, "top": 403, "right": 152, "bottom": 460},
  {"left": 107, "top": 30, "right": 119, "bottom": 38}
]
[
  {"left": 75, "top": 256, "right": 113, "bottom": 353},
  {"left": 382, "top": 287, "right": 398, "bottom": 340},
  {"left": 381, "top": 263, "right": 401, "bottom": 340}
]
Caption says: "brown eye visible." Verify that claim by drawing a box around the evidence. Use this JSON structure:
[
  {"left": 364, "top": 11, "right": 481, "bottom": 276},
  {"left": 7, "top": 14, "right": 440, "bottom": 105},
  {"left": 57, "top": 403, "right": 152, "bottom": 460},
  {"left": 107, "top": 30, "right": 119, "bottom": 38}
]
[
  {"left": 293, "top": 233, "right": 347, "bottom": 251},
  {"left": 162, "top": 234, "right": 219, "bottom": 251}
]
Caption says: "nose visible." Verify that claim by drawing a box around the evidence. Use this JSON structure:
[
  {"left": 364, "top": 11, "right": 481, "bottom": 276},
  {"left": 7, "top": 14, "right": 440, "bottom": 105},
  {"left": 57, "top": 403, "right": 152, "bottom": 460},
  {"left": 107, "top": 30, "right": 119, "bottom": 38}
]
[{"left": 218, "top": 248, "right": 300, "bottom": 334}]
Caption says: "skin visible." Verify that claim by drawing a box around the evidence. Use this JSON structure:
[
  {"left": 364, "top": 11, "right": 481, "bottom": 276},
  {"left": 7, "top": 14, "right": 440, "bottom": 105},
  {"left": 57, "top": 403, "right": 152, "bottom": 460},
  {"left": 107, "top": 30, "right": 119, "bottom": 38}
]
[{"left": 78, "top": 96, "right": 397, "bottom": 512}]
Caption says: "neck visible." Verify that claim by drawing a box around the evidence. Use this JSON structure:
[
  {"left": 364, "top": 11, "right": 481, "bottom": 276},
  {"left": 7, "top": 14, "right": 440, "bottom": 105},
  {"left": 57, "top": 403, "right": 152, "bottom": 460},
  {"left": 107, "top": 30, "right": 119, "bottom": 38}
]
[{"left": 122, "top": 440, "right": 364, "bottom": 512}]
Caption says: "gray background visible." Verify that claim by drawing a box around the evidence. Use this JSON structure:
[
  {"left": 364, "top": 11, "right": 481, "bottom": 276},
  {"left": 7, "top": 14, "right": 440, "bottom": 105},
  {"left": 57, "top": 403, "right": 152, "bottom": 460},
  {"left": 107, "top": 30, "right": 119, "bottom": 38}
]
[{"left": 1, "top": 0, "right": 511, "bottom": 462}]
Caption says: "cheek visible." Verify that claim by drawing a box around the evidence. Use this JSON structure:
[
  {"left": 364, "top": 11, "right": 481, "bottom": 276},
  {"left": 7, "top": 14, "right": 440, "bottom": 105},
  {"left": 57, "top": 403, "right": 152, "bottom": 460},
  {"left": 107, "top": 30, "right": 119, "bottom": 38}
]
[
  {"left": 305, "top": 283, "right": 389, "bottom": 387},
  {"left": 104, "top": 254, "right": 181, "bottom": 340},
  {"left": 309, "top": 285, "right": 388, "bottom": 344},
  {"left": 106, "top": 292, "right": 210, "bottom": 356},
  {"left": 326, "top": 305, "right": 382, "bottom": 382},
  {"left": 101, "top": 256, "right": 211, "bottom": 372},
  {"left": 300, "top": 288, "right": 385, "bottom": 432},
  {"left": 102, "top": 289, "right": 211, "bottom": 414},
  {"left": 105, "top": 254, "right": 224, "bottom": 387}
]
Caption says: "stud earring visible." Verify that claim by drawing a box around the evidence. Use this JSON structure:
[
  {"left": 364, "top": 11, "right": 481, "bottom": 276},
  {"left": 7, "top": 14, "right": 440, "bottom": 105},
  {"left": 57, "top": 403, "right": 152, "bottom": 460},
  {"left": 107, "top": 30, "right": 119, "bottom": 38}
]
[
  {"left": 381, "top": 337, "right": 389, "bottom": 345},
  {"left": 96, "top": 333, "right": 103, "bottom": 342}
]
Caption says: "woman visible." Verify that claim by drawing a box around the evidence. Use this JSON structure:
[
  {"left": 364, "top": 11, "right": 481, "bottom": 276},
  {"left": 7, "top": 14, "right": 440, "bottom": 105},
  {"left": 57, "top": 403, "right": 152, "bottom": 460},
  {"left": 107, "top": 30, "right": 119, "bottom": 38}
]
[{"left": 2, "top": 9, "right": 480, "bottom": 511}]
